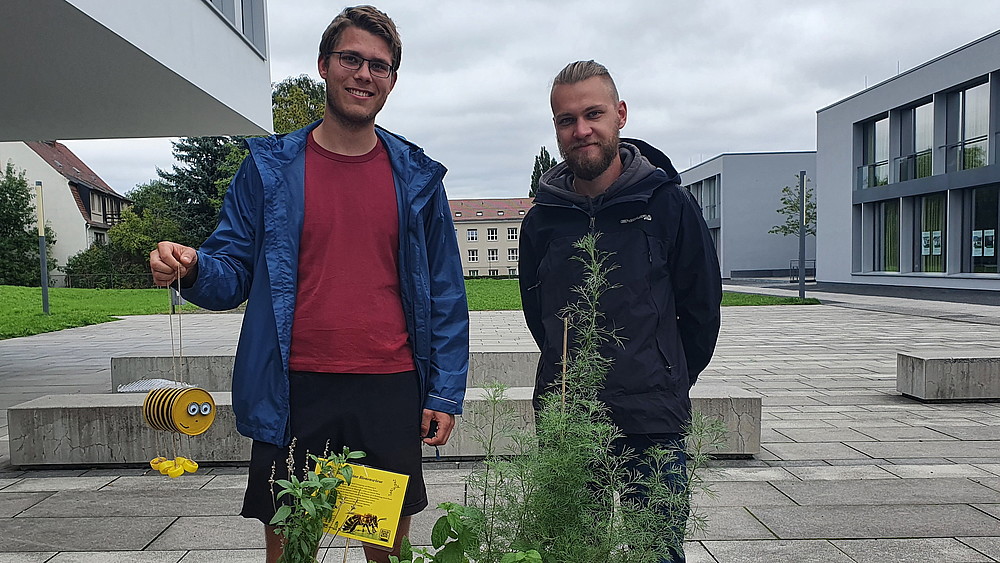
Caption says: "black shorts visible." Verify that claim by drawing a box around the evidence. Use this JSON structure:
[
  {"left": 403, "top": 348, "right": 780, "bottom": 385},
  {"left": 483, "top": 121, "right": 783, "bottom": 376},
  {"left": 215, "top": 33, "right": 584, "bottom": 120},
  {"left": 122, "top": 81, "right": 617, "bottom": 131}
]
[{"left": 241, "top": 370, "right": 428, "bottom": 524}]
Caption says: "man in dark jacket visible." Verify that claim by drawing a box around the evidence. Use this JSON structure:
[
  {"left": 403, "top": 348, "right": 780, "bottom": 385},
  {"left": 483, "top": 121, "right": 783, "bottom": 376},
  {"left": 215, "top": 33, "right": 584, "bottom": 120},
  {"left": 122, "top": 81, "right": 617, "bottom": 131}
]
[
  {"left": 519, "top": 60, "right": 722, "bottom": 563},
  {"left": 150, "top": 6, "right": 468, "bottom": 563}
]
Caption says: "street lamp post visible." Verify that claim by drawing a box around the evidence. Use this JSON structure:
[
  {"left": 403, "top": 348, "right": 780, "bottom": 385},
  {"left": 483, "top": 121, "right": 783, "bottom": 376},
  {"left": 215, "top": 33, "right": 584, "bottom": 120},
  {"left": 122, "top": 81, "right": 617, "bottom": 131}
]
[{"left": 35, "top": 181, "right": 49, "bottom": 315}]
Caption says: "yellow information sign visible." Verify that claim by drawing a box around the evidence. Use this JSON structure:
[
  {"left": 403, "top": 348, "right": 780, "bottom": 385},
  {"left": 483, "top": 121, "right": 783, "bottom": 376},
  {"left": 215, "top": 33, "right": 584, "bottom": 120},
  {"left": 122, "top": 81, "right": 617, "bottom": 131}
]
[{"left": 325, "top": 463, "right": 410, "bottom": 548}]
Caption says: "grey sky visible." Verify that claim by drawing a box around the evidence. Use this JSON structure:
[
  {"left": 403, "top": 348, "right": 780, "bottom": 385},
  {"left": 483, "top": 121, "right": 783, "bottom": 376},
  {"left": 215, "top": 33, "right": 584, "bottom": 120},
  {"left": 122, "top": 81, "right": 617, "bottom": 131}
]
[{"left": 66, "top": 1, "right": 1000, "bottom": 199}]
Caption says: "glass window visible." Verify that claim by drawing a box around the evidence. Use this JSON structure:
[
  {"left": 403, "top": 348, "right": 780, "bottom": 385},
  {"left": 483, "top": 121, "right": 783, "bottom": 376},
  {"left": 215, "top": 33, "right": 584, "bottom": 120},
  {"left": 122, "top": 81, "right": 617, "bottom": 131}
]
[
  {"left": 874, "top": 200, "right": 900, "bottom": 272},
  {"left": 487, "top": 228, "right": 498, "bottom": 241},
  {"left": 508, "top": 248, "right": 518, "bottom": 262},
  {"left": 508, "top": 227, "right": 518, "bottom": 240},
  {"left": 508, "top": 267, "right": 517, "bottom": 276},
  {"left": 947, "top": 82, "right": 990, "bottom": 171},
  {"left": 914, "top": 193, "right": 947, "bottom": 272},
  {"left": 702, "top": 176, "right": 719, "bottom": 220},
  {"left": 469, "top": 269, "right": 479, "bottom": 277},
  {"left": 487, "top": 249, "right": 498, "bottom": 262},
  {"left": 467, "top": 229, "right": 478, "bottom": 241},
  {"left": 859, "top": 117, "right": 889, "bottom": 188},
  {"left": 468, "top": 249, "right": 478, "bottom": 262},
  {"left": 488, "top": 269, "right": 500, "bottom": 276},
  {"left": 969, "top": 186, "right": 998, "bottom": 273},
  {"left": 898, "top": 102, "right": 933, "bottom": 181}
]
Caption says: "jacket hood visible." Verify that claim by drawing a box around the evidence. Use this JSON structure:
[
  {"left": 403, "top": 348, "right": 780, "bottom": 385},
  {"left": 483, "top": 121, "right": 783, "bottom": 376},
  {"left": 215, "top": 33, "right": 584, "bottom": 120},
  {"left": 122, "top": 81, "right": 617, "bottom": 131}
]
[{"left": 536, "top": 139, "right": 681, "bottom": 208}]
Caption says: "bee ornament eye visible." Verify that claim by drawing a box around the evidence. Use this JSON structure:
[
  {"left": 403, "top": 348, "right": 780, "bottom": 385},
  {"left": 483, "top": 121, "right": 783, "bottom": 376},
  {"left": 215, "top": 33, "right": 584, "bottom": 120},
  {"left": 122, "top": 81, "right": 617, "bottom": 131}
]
[
  {"left": 200, "top": 402, "right": 212, "bottom": 415},
  {"left": 187, "top": 403, "right": 199, "bottom": 416}
]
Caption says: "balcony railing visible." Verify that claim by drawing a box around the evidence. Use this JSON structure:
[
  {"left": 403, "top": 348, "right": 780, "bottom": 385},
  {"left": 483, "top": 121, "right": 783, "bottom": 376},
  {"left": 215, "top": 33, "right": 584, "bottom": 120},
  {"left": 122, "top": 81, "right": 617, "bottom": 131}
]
[
  {"left": 946, "top": 136, "right": 989, "bottom": 172},
  {"left": 856, "top": 161, "right": 888, "bottom": 189},
  {"left": 895, "top": 149, "right": 932, "bottom": 182}
]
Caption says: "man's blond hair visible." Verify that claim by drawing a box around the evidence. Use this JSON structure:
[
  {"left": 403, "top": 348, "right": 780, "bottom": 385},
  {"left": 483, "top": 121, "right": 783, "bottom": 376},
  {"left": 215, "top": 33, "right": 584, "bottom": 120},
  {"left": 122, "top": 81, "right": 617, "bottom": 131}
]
[{"left": 552, "top": 60, "right": 619, "bottom": 101}]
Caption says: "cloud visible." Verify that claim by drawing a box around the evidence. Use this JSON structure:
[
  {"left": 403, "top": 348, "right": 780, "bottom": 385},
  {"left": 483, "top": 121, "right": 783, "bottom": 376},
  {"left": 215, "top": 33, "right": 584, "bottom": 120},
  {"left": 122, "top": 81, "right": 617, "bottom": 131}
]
[{"left": 61, "top": 0, "right": 1000, "bottom": 198}]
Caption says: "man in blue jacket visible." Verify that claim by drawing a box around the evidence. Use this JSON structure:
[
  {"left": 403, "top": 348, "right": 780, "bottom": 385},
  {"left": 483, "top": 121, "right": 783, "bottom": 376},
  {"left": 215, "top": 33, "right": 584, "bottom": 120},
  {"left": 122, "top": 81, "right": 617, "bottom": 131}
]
[
  {"left": 519, "top": 60, "right": 722, "bottom": 562},
  {"left": 150, "top": 6, "right": 468, "bottom": 562}
]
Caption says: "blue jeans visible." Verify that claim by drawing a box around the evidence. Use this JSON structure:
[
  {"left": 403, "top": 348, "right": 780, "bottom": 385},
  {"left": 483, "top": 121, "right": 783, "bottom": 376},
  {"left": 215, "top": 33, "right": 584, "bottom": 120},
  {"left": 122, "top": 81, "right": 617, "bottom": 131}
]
[{"left": 613, "top": 433, "right": 688, "bottom": 563}]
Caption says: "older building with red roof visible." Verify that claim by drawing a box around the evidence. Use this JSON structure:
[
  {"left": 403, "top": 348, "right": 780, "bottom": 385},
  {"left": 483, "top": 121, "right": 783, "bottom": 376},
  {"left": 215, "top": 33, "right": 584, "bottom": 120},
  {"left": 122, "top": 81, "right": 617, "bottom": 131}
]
[
  {"left": 0, "top": 141, "right": 130, "bottom": 280},
  {"left": 449, "top": 198, "right": 533, "bottom": 277}
]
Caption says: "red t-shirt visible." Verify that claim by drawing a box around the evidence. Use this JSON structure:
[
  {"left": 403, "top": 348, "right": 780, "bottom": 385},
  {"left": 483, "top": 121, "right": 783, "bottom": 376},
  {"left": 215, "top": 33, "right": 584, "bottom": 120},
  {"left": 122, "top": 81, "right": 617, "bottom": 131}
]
[{"left": 288, "top": 134, "right": 415, "bottom": 374}]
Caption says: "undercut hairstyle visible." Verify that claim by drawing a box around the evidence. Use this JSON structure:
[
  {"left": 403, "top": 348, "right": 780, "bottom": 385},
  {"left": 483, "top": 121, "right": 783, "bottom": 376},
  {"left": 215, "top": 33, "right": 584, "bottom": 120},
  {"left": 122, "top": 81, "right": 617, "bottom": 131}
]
[
  {"left": 319, "top": 5, "right": 402, "bottom": 70},
  {"left": 552, "top": 60, "right": 619, "bottom": 101}
]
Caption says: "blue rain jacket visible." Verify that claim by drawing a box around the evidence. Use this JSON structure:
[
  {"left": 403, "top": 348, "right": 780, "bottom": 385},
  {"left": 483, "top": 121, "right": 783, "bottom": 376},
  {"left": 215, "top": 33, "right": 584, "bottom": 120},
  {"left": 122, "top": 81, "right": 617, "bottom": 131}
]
[{"left": 182, "top": 121, "right": 469, "bottom": 446}]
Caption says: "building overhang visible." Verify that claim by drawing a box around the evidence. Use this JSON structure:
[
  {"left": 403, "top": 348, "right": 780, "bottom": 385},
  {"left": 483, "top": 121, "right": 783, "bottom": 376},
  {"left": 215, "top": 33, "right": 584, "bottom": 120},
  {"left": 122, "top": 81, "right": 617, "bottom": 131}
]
[{"left": 1, "top": 0, "right": 272, "bottom": 141}]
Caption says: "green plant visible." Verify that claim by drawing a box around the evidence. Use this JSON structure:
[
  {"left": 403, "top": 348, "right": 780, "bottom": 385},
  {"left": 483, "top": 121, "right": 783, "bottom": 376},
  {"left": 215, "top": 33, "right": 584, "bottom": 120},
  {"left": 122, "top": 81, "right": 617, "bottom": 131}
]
[
  {"left": 389, "top": 503, "right": 541, "bottom": 563},
  {"left": 269, "top": 443, "right": 366, "bottom": 563}
]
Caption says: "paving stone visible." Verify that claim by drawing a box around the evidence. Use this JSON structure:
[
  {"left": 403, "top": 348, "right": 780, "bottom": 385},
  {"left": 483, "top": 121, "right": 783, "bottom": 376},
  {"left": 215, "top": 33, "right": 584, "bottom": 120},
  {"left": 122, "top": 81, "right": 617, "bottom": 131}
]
[
  {"left": 784, "top": 465, "right": 896, "bottom": 481},
  {"left": 851, "top": 440, "right": 1000, "bottom": 459},
  {"left": 20, "top": 488, "right": 241, "bottom": 517},
  {"left": 702, "top": 539, "right": 853, "bottom": 562},
  {"left": 102, "top": 475, "right": 214, "bottom": 490},
  {"left": 972, "top": 503, "right": 1000, "bottom": 519},
  {"left": 854, "top": 426, "right": 955, "bottom": 441},
  {"left": 693, "top": 481, "right": 794, "bottom": 507},
  {"left": 772, "top": 477, "right": 1000, "bottom": 505},
  {"left": 710, "top": 467, "right": 798, "bottom": 482},
  {"left": 202, "top": 475, "right": 248, "bottom": 490},
  {"left": 879, "top": 463, "right": 997, "bottom": 479},
  {"left": 687, "top": 507, "right": 777, "bottom": 541},
  {"left": 0, "top": 492, "right": 52, "bottom": 517},
  {"left": 928, "top": 425, "right": 1000, "bottom": 440},
  {"left": 147, "top": 516, "right": 262, "bottom": 550},
  {"left": 832, "top": 537, "right": 994, "bottom": 563},
  {"left": 0, "top": 516, "right": 173, "bottom": 551},
  {"left": 773, "top": 427, "right": 872, "bottom": 442},
  {"left": 0, "top": 480, "right": 20, "bottom": 491},
  {"left": 47, "top": 552, "right": 186, "bottom": 562},
  {"left": 683, "top": 541, "right": 715, "bottom": 563},
  {"left": 958, "top": 537, "right": 1000, "bottom": 560},
  {"left": 762, "top": 442, "right": 871, "bottom": 461},
  {"left": 0, "top": 554, "right": 54, "bottom": 562},
  {"left": 749, "top": 504, "right": 1000, "bottom": 539},
  {"left": 2, "top": 476, "right": 114, "bottom": 492}
]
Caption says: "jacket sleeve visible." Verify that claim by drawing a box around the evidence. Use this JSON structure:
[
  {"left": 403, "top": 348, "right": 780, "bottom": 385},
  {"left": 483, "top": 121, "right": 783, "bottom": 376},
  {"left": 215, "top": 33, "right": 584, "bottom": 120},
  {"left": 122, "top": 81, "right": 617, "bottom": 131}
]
[
  {"left": 422, "top": 181, "right": 470, "bottom": 415},
  {"left": 181, "top": 154, "right": 260, "bottom": 310},
  {"left": 670, "top": 186, "right": 722, "bottom": 386},
  {"left": 518, "top": 212, "right": 545, "bottom": 350}
]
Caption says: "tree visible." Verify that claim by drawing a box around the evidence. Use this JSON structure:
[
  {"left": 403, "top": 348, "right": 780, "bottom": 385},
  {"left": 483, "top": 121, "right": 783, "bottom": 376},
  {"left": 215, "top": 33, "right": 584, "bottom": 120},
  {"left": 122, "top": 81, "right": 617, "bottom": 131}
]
[
  {"left": 272, "top": 75, "right": 326, "bottom": 135},
  {"left": 529, "top": 146, "right": 558, "bottom": 198},
  {"left": 0, "top": 161, "right": 55, "bottom": 286},
  {"left": 769, "top": 176, "right": 816, "bottom": 237},
  {"left": 157, "top": 136, "right": 241, "bottom": 247}
]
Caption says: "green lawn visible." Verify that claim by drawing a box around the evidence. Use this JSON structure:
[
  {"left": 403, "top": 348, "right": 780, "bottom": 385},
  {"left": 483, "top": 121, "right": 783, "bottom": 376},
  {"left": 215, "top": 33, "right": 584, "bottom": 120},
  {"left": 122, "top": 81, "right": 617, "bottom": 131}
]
[
  {"left": 0, "top": 285, "right": 195, "bottom": 340},
  {"left": 0, "top": 281, "right": 819, "bottom": 340}
]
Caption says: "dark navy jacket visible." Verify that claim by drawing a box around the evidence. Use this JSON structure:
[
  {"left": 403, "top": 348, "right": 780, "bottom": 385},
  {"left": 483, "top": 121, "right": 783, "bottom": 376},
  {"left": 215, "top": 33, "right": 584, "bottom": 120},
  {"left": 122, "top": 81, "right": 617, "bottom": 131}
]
[
  {"left": 519, "top": 140, "right": 721, "bottom": 434},
  {"left": 182, "top": 121, "right": 469, "bottom": 446}
]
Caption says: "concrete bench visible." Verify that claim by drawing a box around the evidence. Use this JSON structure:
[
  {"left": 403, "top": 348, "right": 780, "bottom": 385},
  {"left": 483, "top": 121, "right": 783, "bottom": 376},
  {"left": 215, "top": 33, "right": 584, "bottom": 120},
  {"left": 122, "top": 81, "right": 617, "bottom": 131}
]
[
  {"left": 111, "top": 351, "right": 540, "bottom": 391},
  {"left": 897, "top": 350, "right": 1000, "bottom": 402},
  {"left": 8, "top": 384, "right": 759, "bottom": 467}
]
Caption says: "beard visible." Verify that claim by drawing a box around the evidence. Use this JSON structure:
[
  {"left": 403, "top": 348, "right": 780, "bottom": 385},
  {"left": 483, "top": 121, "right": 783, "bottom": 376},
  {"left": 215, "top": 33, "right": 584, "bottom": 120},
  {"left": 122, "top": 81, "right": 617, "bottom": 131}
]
[
  {"left": 558, "top": 133, "right": 620, "bottom": 181},
  {"left": 326, "top": 90, "right": 381, "bottom": 131}
]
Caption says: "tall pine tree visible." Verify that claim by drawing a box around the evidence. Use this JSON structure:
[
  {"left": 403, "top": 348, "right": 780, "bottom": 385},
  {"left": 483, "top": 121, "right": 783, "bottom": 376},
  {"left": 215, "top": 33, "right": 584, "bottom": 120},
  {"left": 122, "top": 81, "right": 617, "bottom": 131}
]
[
  {"left": 157, "top": 136, "right": 239, "bottom": 247},
  {"left": 530, "top": 146, "right": 558, "bottom": 198}
]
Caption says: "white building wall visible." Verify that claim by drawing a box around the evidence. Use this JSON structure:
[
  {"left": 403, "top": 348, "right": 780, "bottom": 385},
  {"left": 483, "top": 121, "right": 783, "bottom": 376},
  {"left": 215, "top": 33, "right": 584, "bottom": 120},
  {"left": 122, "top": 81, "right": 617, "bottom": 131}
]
[{"left": 0, "top": 143, "right": 91, "bottom": 270}]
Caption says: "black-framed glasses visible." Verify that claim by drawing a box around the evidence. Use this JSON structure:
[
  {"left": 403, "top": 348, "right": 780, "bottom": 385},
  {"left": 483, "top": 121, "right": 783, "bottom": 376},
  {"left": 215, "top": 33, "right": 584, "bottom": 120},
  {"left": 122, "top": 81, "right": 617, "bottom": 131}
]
[{"left": 328, "top": 51, "right": 394, "bottom": 79}]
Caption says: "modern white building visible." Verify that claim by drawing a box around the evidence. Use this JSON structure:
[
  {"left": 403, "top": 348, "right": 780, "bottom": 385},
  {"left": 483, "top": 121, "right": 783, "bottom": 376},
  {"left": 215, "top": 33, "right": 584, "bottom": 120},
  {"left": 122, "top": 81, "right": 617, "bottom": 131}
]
[
  {"left": 816, "top": 30, "right": 1000, "bottom": 291},
  {"left": 681, "top": 152, "right": 817, "bottom": 279},
  {"left": 0, "top": 141, "right": 130, "bottom": 272},
  {"left": 450, "top": 199, "right": 533, "bottom": 277},
  {"left": 2, "top": 0, "right": 272, "bottom": 141}
]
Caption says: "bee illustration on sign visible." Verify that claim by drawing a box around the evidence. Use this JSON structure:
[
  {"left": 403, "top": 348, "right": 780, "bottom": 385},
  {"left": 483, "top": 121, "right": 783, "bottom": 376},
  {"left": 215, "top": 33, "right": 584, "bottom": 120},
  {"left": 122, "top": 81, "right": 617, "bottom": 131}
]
[{"left": 341, "top": 513, "right": 385, "bottom": 536}]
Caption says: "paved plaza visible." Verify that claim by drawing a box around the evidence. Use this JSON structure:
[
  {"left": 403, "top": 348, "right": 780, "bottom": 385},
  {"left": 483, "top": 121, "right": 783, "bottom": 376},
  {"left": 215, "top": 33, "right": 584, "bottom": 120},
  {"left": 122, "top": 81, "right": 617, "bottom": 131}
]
[{"left": 0, "top": 283, "right": 998, "bottom": 562}]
